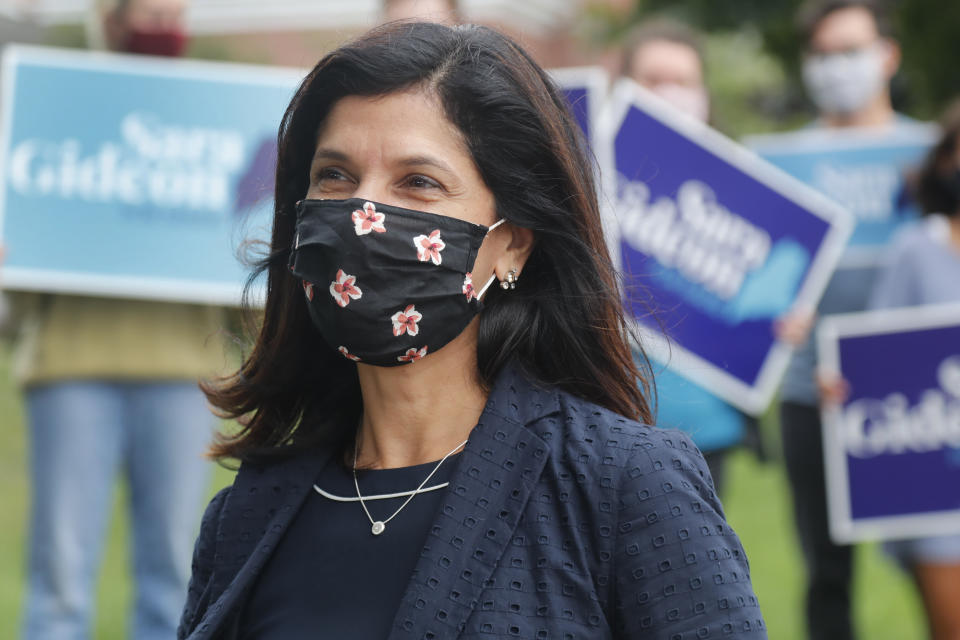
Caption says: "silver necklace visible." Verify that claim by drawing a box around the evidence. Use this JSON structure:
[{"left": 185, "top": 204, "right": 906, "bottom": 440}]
[
  {"left": 353, "top": 438, "right": 468, "bottom": 536},
  {"left": 313, "top": 483, "right": 450, "bottom": 502}
]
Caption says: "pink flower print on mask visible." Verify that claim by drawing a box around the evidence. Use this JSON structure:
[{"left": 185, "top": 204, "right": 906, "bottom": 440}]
[
  {"left": 329, "top": 269, "right": 362, "bottom": 308},
  {"left": 414, "top": 229, "right": 445, "bottom": 265},
  {"left": 303, "top": 280, "right": 314, "bottom": 301},
  {"left": 351, "top": 201, "right": 386, "bottom": 236},
  {"left": 391, "top": 304, "right": 422, "bottom": 337},
  {"left": 397, "top": 345, "right": 428, "bottom": 363},
  {"left": 338, "top": 346, "right": 361, "bottom": 362},
  {"left": 462, "top": 273, "right": 476, "bottom": 302}
]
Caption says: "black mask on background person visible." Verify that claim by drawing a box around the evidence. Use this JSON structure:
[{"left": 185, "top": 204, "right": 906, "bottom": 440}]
[{"left": 289, "top": 198, "right": 504, "bottom": 366}]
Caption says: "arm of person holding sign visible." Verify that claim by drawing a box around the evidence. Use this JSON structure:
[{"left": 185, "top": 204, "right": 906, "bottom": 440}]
[
  {"left": 0, "top": 246, "right": 8, "bottom": 330},
  {"left": 862, "top": 104, "right": 960, "bottom": 640},
  {"left": 0, "top": 246, "right": 46, "bottom": 347}
]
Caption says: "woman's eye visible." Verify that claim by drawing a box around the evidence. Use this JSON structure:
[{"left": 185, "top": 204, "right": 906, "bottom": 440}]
[
  {"left": 310, "top": 167, "right": 354, "bottom": 188},
  {"left": 406, "top": 174, "right": 441, "bottom": 190},
  {"left": 317, "top": 168, "right": 347, "bottom": 182}
]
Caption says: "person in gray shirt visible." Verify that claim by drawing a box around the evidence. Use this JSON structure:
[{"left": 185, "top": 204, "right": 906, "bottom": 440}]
[
  {"left": 868, "top": 101, "right": 960, "bottom": 640},
  {"left": 820, "top": 100, "right": 960, "bottom": 640}
]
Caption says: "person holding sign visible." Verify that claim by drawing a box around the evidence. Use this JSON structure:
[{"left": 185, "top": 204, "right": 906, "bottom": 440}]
[
  {"left": 620, "top": 19, "right": 755, "bottom": 497},
  {"left": 14, "top": 2, "right": 220, "bottom": 639},
  {"left": 821, "top": 101, "right": 960, "bottom": 640},
  {"left": 775, "top": 2, "right": 921, "bottom": 639},
  {"left": 177, "top": 21, "right": 767, "bottom": 640}
]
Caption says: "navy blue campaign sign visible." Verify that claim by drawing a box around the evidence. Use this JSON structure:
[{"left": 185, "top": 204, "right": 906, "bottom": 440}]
[
  {"left": 746, "top": 124, "right": 938, "bottom": 268},
  {"left": 0, "top": 45, "right": 304, "bottom": 304},
  {"left": 597, "top": 80, "right": 853, "bottom": 414},
  {"left": 818, "top": 304, "right": 960, "bottom": 543},
  {"left": 550, "top": 66, "right": 608, "bottom": 148}
]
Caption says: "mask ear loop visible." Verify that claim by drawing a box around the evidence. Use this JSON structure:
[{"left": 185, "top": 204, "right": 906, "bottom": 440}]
[
  {"left": 486, "top": 218, "right": 506, "bottom": 234},
  {"left": 476, "top": 274, "right": 499, "bottom": 301},
  {"left": 476, "top": 218, "right": 507, "bottom": 301}
]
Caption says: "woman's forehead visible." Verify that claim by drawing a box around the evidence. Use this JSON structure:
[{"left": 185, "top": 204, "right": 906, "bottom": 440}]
[{"left": 314, "top": 90, "right": 470, "bottom": 163}]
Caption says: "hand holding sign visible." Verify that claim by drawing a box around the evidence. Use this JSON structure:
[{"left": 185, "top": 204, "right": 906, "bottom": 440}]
[
  {"left": 816, "top": 370, "right": 850, "bottom": 406},
  {"left": 774, "top": 307, "right": 816, "bottom": 347}
]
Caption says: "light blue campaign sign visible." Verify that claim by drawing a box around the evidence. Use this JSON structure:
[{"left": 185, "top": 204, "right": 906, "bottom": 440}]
[
  {"left": 598, "top": 80, "right": 853, "bottom": 414},
  {"left": 819, "top": 304, "right": 960, "bottom": 543},
  {"left": 746, "top": 125, "right": 937, "bottom": 266},
  {"left": 0, "top": 45, "right": 305, "bottom": 304}
]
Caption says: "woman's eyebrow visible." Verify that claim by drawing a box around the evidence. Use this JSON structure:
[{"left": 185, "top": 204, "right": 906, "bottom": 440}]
[
  {"left": 399, "top": 155, "right": 456, "bottom": 173},
  {"left": 311, "top": 149, "right": 456, "bottom": 174},
  {"left": 312, "top": 147, "right": 350, "bottom": 162}
]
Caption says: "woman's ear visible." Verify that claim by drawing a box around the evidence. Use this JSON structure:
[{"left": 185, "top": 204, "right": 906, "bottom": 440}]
[{"left": 492, "top": 223, "right": 535, "bottom": 280}]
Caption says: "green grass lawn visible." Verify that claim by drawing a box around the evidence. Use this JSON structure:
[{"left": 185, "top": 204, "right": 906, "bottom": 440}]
[
  {"left": 725, "top": 449, "right": 925, "bottom": 639},
  {"left": 0, "top": 346, "right": 926, "bottom": 639}
]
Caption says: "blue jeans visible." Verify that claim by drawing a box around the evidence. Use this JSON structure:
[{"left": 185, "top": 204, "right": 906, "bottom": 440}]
[{"left": 22, "top": 381, "right": 213, "bottom": 640}]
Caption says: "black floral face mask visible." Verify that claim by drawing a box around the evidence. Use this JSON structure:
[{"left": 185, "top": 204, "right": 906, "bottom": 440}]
[{"left": 289, "top": 198, "right": 504, "bottom": 366}]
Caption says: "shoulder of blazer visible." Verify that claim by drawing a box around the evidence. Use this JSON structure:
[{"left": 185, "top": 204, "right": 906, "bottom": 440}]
[
  {"left": 522, "top": 388, "right": 762, "bottom": 636},
  {"left": 471, "top": 361, "right": 714, "bottom": 502},
  {"left": 213, "top": 450, "right": 329, "bottom": 590},
  {"left": 178, "top": 486, "right": 230, "bottom": 639},
  {"left": 180, "top": 447, "right": 332, "bottom": 639},
  {"left": 514, "top": 373, "right": 706, "bottom": 483}
]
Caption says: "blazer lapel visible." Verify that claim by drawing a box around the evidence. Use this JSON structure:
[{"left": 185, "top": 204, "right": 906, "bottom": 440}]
[
  {"left": 188, "top": 449, "right": 330, "bottom": 640},
  {"left": 388, "top": 364, "right": 561, "bottom": 639}
]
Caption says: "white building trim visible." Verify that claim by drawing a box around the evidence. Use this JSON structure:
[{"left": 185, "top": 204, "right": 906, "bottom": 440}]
[{"left": 1, "top": 0, "right": 578, "bottom": 34}]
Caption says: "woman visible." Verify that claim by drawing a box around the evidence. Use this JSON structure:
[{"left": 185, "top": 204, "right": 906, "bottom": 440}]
[
  {"left": 179, "top": 22, "right": 766, "bottom": 639},
  {"left": 865, "top": 100, "right": 960, "bottom": 640}
]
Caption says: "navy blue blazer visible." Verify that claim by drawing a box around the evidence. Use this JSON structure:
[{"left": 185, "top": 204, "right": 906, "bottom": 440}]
[{"left": 179, "top": 364, "right": 766, "bottom": 639}]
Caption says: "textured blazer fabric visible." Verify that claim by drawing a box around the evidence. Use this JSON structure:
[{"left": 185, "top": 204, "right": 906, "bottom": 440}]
[{"left": 178, "top": 363, "right": 767, "bottom": 639}]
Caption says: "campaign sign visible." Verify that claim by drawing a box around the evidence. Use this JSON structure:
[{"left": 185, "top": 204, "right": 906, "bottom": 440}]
[
  {"left": 550, "top": 66, "right": 608, "bottom": 148},
  {"left": 597, "top": 80, "right": 853, "bottom": 414},
  {"left": 818, "top": 304, "right": 960, "bottom": 543},
  {"left": 746, "top": 124, "right": 938, "bottom": 267},
  {"left": 0, "top": 45, "right": 305, "bottom": 304}
]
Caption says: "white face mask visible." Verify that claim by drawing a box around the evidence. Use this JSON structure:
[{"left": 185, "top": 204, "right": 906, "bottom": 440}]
[
  {"left": 802, "top": 43, "right": 888, "bottom": 116},
  {"left": 650, "top": 83, "right": 710, "bottom": 123}
]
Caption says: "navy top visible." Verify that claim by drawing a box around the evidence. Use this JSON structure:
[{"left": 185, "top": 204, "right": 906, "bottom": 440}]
[{"left": 238, "top": 454, "right": 461, "bottom": 639}]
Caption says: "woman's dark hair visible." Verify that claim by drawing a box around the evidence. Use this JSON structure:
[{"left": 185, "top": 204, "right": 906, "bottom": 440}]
[
  {"left": 914, "top": 99, "right": 960, "bottom": 217},
  {"left": 205, "top": 21, "right": 654, "bottom": 462}
]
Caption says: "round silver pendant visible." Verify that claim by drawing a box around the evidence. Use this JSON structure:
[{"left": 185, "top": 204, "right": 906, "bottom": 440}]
[{"left": 371, "top": 521, "right": 386, "bottom": 535}]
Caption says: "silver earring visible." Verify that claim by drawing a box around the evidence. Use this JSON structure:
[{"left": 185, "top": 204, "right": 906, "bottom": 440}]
[{"left": 500, "top": 268, "right": 518, "bottom": 290}]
